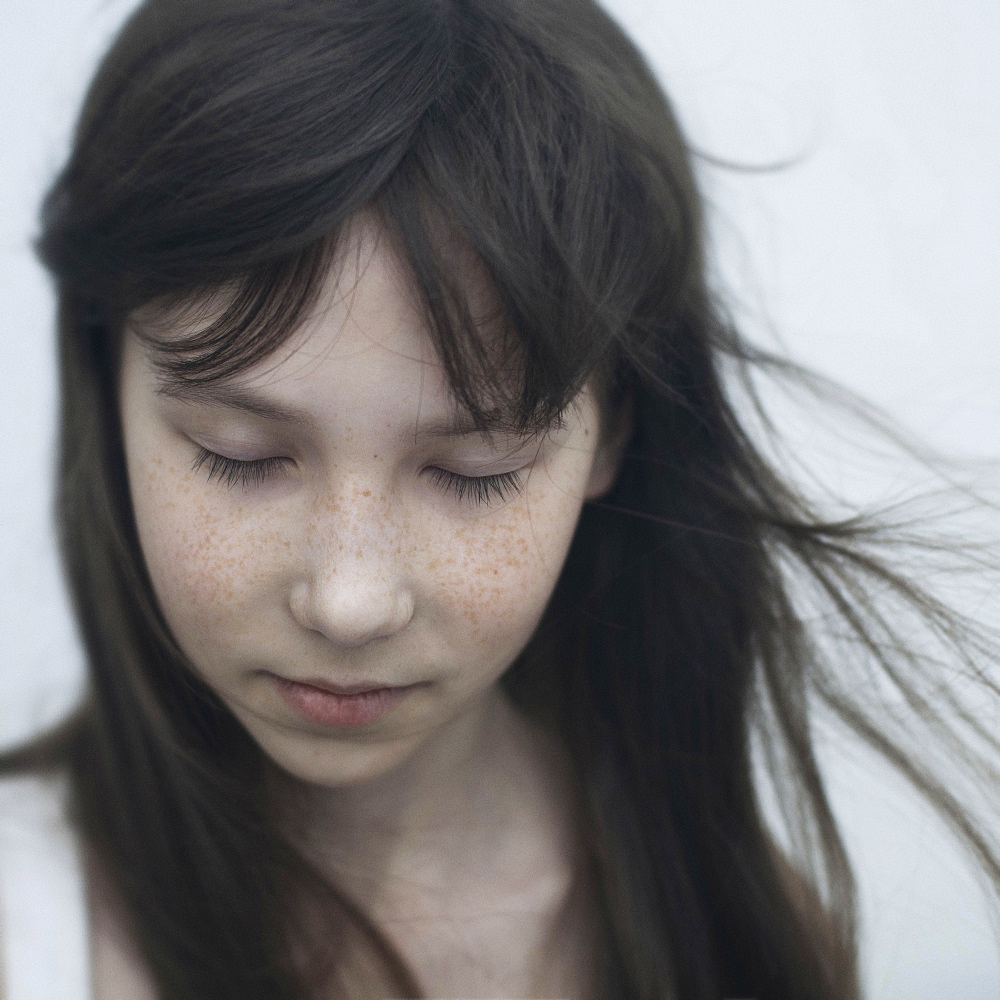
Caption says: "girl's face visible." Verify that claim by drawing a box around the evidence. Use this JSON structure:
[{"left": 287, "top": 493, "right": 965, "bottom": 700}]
[{"left": 119, "top": 217, "right": 616, "bottom": 789}]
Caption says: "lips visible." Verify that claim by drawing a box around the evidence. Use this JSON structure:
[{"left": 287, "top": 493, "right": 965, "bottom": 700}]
[
  {"left": 269, "top": 674, "right": 421, "bottom": 727},
  {"left": 284, "top": 676, "right": 404, "bottom": 696}
]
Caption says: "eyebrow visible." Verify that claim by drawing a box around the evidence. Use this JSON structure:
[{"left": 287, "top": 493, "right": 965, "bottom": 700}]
[
  {"left": 155, "top": 381, "right": 314, "bottom": 426},
  {"left": 155, "top": 379, "right": 524, "bottom": 439}
]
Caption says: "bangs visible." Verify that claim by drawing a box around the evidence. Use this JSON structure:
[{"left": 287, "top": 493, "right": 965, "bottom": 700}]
[
  {"left": 62, "top": 0, "right": 690, "bottom": 435},
  {"left": 128, "top": 182, "right": 583, "bottom": 437}
]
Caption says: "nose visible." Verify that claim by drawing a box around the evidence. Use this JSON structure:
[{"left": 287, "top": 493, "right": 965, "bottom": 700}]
[{"left": 289, "top": 496, "right": 415, "bottom": 648}]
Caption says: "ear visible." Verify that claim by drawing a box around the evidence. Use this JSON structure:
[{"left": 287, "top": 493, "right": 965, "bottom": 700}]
[{"left": 584, "top": 393, "right": 632, "bottom": 500}]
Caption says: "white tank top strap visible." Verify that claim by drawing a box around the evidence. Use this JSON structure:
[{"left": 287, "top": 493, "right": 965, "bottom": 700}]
[{"left": 0, "top": 772, "right": 91, "bottom": 1000}]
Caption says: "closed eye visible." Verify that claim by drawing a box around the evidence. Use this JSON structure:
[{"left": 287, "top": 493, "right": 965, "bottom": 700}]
[
  {"left": 192, "top": 447, "right": 524, "bottom": 502},
  {"left": 428, "top": 468, "right": 524, "bottom": 506},
  {"left": 192, "top": 448, "right": 291, "bottom": 489}
]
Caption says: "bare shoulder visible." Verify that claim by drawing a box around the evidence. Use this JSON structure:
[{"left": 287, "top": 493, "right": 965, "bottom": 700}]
[{"left": 86, "top": 854, "right": 159, "bottom": 1000}]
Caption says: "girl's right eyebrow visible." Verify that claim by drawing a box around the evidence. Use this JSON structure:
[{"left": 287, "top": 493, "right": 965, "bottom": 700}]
[{"left": 155, "top": 380, "right": 313, "bottom": 427}]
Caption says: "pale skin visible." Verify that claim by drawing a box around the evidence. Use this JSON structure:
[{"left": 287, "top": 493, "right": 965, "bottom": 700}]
[{"left": 97, "top": 215, "right": 623, "bottom": 997}]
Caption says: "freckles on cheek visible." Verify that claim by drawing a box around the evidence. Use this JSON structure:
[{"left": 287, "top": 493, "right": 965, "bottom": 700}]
[
  {"left": 429, "top": 496, "right": 581, "bottom": 646},
  {"left": 132, "top": 460, "right": 286, "bottom": 637}
]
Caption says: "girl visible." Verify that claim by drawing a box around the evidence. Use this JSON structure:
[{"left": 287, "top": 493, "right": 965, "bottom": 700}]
[{"left": 0, "top": 0, "right": 997, "bottom": 997}]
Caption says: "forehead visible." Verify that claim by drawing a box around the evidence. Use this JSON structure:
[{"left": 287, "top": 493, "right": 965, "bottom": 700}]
[{"left": 129, "top": 214, "right": 523, "bottom": 432}]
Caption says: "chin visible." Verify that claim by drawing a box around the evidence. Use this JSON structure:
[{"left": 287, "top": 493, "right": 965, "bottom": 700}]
[{"left": 249, "top": 718, "right": 429, "bottom": 790}]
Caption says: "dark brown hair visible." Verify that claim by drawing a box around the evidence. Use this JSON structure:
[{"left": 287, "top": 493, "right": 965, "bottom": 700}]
[{"left": 4, "top": 0, "right": 998, "bottom": 997}]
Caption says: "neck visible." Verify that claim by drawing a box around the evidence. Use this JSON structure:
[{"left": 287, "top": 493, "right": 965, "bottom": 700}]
[{"left": 274, "top": 686, "right": 580, "bottom": 914}]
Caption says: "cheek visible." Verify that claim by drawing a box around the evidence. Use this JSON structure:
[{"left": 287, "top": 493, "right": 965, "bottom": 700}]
[
  {"left": 129, "top": 454, "right": 288, "bottom": 650},
  {"left": 425, "top": 487, "right": 584, "bottom": 648}
]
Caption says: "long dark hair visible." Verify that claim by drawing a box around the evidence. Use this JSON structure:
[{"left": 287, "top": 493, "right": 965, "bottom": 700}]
[{"left": 4, "top": 0, "right": 998, "bottom": 997}]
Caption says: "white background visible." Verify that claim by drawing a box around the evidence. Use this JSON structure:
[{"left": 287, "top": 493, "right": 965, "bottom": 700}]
[{"left": 2, "top": 1, "right": 998, "bottom": 996}]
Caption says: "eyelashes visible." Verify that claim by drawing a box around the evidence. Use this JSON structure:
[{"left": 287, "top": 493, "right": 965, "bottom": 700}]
[
  {"left": 192, "top": 448, "right": 525, "bottom": 506},
  {"left": 192, "top": 449, "right": 290, "bottom": 489},
  {"left": 426, "top": 468, "right": 524, "bottom": 506}
]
